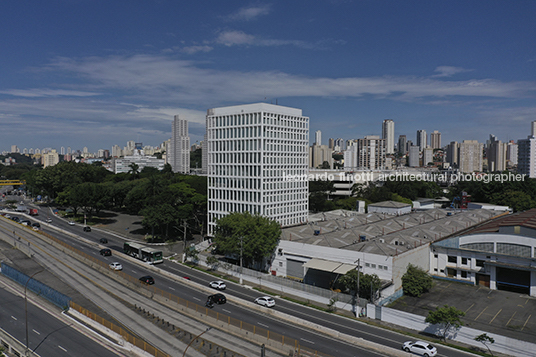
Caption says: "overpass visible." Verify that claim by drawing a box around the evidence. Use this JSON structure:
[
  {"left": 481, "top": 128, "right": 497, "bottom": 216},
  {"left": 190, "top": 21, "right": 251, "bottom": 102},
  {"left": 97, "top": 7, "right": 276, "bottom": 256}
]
[{"left": 0, "top": 180, "right": 25, "bottom": 186}]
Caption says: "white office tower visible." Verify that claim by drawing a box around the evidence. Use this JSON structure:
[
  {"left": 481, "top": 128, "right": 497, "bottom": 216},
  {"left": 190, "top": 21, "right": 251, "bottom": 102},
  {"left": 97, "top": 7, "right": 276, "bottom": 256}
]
[
  {"left": 487, "top": 135, "right": 506, "bottom": 172},
  {"left": 506, "top": 141, "right": 518, "bottom": 167},
  {"left": 459, "top": 140, "right": 483, "bottom": 173},
  {"left": 382, "top": 119, "right": 395, "bottom": 154},
  {"left": 343, "top": 143, "right": 358, "bottom": 170},
  {"left": 206, "top": 103, "right": 309, "bottom": 236},
  {"left": 416, "top": 130, "right": 427, "bottom": 151},
  {"left": 430, "top": 130, "right": 441, "bottom": 149},
  {"left": 518, "top": 136, "right": 536, "bottom": 178},
  {"left": 532, "top": 121, "right": 536, "bottom": 137},
  {"left": 408, "top": 145, "right": 420, "bottom": 167},
  {"left": 315, "top": 130, "right": 322, "bottom": 146},
  {"left": 170, "top": 115, "right": 190, "bottom": 174}
]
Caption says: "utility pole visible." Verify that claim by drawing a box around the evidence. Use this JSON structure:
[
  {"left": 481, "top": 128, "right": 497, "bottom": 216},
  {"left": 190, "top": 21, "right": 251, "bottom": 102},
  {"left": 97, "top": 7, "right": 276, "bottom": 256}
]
[
  {"left": 239, "top": 236, "right": 243, "bottom": 285},
  {"left": 182, "top": 219, "right": 187, "bottom": 263}
]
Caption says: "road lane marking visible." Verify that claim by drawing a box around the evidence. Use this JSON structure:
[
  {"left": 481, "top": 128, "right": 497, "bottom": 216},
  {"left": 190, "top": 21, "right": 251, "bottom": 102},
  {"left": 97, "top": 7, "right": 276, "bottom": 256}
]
[
  {"left": 32, "top": 329, "right": 40, "bottom": 335},
  {"left": 506, "top": 311, "right": 516, "bottom": 326},
  {"left": 465, "top": 304, "right": 474, "bottom": 313},
  {"left": 475, "top": 306, "right": 488, "bottom": 321},
  {"left": 300, "top": 338, "right": 315, "bottom": 345},
  {"left": 193, "top": 297, "right": 201, "bottom": 301},
  {"left": 489, "top": 309, "right": 502, "bottom": 324},
  {"left": 58, "top": 345, "right": 67, "bottom": 352},
  {"left": 522, "top": 315, "right": 531, "bottom": 331},
  {"left": 168, "top": 287, "right": 175, "bottom": 290},
  {"left": 222, "top": 309, "right": 232, "bottom": 314},
  {"left": 11, "top": 316, "right": 17, "bottom": 320},
  {"left": 258, "top": 322, "right": 269, "bottom": 328}
]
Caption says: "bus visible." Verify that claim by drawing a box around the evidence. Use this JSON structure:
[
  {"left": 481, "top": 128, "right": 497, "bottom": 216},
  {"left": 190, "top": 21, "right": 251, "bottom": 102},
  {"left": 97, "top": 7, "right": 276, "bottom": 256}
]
[{"left": 123, "top": 242, "right": 164, "bottom": 264}]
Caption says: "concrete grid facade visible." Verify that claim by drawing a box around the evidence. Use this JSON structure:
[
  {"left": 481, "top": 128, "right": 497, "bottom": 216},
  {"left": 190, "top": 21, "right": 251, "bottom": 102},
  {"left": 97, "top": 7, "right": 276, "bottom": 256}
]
[{"left": 206, "top": 103, "right": 309, "bottom": 236}]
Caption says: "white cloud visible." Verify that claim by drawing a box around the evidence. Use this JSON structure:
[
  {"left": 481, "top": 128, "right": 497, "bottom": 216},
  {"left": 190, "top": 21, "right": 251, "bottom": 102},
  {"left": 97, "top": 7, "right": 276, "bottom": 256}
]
[
  {"left": 181, "top": 45, "right": 213, "bottom": 54},
  {"left": 0, "top": 89, "right": 101, "bottom": 98},
  {"left": 216, "top": 30, "right": 256, "bottom": 46},
  {"left": 226, "top": 5, "right": 271, "bottom": 21},
  {"left": 432, "top": 66, "right": 473, "bottom": 78}
]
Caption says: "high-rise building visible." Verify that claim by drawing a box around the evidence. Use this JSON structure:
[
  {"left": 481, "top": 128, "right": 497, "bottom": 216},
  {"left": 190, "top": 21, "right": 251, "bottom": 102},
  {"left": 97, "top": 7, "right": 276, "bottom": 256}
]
[
  {"left": 487, "top": 135, "right": 506, "bottom": 172},
  {"left": 430, "top": 130, "right": 441, "bottom": 149},
  {"left": 398, "top": 135, "right": 407, "bottom": 155},
  {"left": 315, "top": 130, "right": 322, "bottom": 146},
  {"left": 416, "top": 130, "right": 427, "bottom": 151},
  {"left": 334, "top": 138, "right": 345, "bottom": 152},
  {"left": 343, "top": 142, "right": 358, "bottom": 170},
  {"left": 518, "top": 136, "right": 536, "bottom": 178},
  {"left": 206, "top": 103, "right": 309, "bottom": 236},
  {"left": 459, "top": 140, "right": 483, "bottom": 173},
  {"left": 11, "top": 145, "right": 18, "bottom": 153},
  {"left": 506, "top": 141, "right": 518, "bottom": 167},
  {"left": 310, "top": 144, "right": 333, "bottom": 169},
  {"left": 42, "top": 149, "right": 60, "bottom": 168},
  {"left": 328, "top": 138, "right": 334, "bottom": 149},
  {"left": 169, "top": 115, "right": 190, "bottom": 174},
  {"left": 112, "top": 145, "right": 122, "bottom": 157},
  {"left": 532, "top": 121, "right": 536, "bottom": 137},
  {"left": 60, "top": 146, "right": 65, "bottom": 155},
  {"left": 356, "top": 135, "right": 386, "bottom": 169},
  {"left": 382, "top": 119, "right": 395, "bottom": 154},
  {"left": 446, "top": 141, "right": 459, "bottom": 168},
  {"left": 423, "top": 147, "right": 434, "bottom": 166},
  {"left": 408, "top": 146, "right": 420, "bottom": 167}
]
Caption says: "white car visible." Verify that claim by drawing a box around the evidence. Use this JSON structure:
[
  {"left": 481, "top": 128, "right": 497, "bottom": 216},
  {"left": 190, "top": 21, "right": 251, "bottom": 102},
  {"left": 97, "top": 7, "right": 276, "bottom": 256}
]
[
  {"left": 109, "top": 262, "right": 123, "bottom": 271},
  {"left": 209, "top": 280, "right": 226, "bottom": 290},
  {"left": 46, "top": 217, "right": 52, "bottom": 223},
  {"left": 402, "top": 341, "right": 437, "bottom": 357},
  {"left": 68, "top": 221, "right": 75, "bottom": 226},
  {"left": 254, "top": 296, "right": 276, "bottom": 307}
]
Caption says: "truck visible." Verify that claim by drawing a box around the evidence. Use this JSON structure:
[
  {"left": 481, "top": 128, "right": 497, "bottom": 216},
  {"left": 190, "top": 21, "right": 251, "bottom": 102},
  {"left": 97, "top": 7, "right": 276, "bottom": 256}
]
[{"left": 29, "top": 209, "right": 38, "bottom": 216}]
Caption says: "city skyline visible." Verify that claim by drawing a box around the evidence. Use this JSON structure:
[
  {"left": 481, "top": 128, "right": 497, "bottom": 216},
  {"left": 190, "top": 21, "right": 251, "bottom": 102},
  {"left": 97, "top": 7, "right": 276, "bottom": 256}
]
[{"left": 1, "top": 1, "right": 536, "bottom": 152}]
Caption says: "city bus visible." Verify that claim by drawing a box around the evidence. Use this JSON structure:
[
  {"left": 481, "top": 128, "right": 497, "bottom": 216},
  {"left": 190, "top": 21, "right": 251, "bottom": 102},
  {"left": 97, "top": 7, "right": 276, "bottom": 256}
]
[{"left": 123, "top": 242, "right": 163, "bottom": 264}]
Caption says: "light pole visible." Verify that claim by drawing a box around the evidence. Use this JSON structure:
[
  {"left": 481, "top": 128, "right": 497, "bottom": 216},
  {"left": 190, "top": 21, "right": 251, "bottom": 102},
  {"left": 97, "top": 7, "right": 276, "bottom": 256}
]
[
  {"left": 239, "top": 236, "right": 243, "bottom": 285},
  {"left": 182, "top": 327, "right": 211, "bottom": 357},
  {"left": 354, "top": 258, "right": 360, "bottom": 316},
  {"left": 25, "top": 269, "right": 44, "bottom": 355}
]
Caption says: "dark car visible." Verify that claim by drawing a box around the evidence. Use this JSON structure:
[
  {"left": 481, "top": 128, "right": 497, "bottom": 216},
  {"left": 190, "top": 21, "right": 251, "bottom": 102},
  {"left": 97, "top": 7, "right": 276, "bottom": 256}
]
[
  {"left": 99, "top": 238, "right": 108, "bottom": 244},
  {"left": 99, "top": 248, "right": 112, "bottom": 256},
  {"left": 11, "top": 216, "right": 20, "bottom": 222},
  {"left": 139, "top": 275, "right": 155, "bottom": 285},
  {"left": 208, "top": 293, "right": 226, "bottom": 305},
  {"left": 83, "top": 226, "right": 91, "bottom": 232},
  {"left": 31, "top": 222, "right": 40, "bottom": 228}
]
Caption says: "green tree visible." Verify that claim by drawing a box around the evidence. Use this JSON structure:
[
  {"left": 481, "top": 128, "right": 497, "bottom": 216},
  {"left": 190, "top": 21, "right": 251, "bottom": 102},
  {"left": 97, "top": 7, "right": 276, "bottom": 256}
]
[
  {"left": 425, "top": 305, "right": 465, "bottom": 341},
  {"left": 402, "top": 263, "right": 433, "bottom": 297},
  {"left": 334, "top": 269, "right": 382, "bottom": 301},
  {"left": 474, "top": 333, "right": 495, "bottom": 356},
  {"left": 128, "top": 163, "right": 140, "bottom": 179},
  {"left": 206, "top": 255, "right": 220, "bottom": 271},
  {"left": 491, "top": 190, "right": 534, "bottom": 212},
  {"left": 213, "top": 212, "right": 281, "bottom": 268}
]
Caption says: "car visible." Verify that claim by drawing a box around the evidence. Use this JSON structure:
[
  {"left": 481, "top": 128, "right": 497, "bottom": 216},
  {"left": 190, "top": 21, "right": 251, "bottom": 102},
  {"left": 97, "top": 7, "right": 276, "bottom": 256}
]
[
  {"left": 109, "top": 262, "right": 123, "bottom": 271},
  {"left": 208, "top": 293, "right": 226, "bottom": 305},
  {"left": 20, "top": 219, "right": 31, "bottom": 226},
  {"left": 31, "top": 222, "right": 40, "bottom": 228},
  {"left": 402, "top": 341, "right": 437, "bottom": 357},
  {"left": 11, "top": 216, "right": 20, "bottom": 222},
  {"left": 209, "top": 280, "right": 226, "bottom": 290},
  {"left": 139, "top": 275, "right": 155, "bottom": 285},
  {"left": 68, "top": 221, "right": 75, "bottom": 226},
  {"left": 83, "top": 226, "right": 91, "bottom": 232},
  {"left": 254, "top": 296, "right": 276, "bottom": 307},
  {"left": 99, "top": 237, "right": 108, "bottom": 244},
  {"left": 45, "top": 217, "right": 52, "bottom": 223},
  {"left": 100, "top": 248, "right": 112, "bottom": 256}
]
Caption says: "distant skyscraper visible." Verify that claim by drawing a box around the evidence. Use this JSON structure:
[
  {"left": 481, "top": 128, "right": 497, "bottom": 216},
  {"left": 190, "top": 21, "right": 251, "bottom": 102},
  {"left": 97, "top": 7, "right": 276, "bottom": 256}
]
[
  {"left": 487, "top": 135, "right": 506, "bottom": 172},
  {"left": 315, "top": 130, "right": 322, "bottom": 146},
  {"left": 398, "top": 135, "right": 407, "bottom": 154},
  {"left": 67, "top": 147, "right": 72, "bottom": 154},
  {"left": 170, "top": 115, "right": 190, "bottom": 174},
  {"left": 532, "top": 121, "right": 536, "bottom": 137},
  {"left": 42, "top": 149, "right": 60, "bottom": 168},
  {"left": 416, "top": 130, "right": 427, "bottom": 151},
  {"left": 60, "top": 146, "right": 65, "bottom": 155},
  {"left": 430, "top": 130, "right": 441, "bottom": 149},
  {"left": 408, "top": 145, "right": 420, "bottom": 167},
  {"left": 459, "top": 140, "right": 483, "bottom": 173},
  {"left": 506, "top": 141, "right": 518, "bottom": 167},
  {"left": 206, "top": 103, "right": 309, "bottom": 236},
  {"left": 382, "top": 119, "right": 395, "bottom": 154},
  {"left": 11, "top": 145, "right": 18, "bottom": 153},
  {"left": 446, "top": 141, "right": 459, "bottom": 168},
  {"left": 334, "top": 138, "right": 345, "bottom": 151},
  {"left": 328, "top": 138, "right": 334, "bottom": 149},
  {"left": 356, "top": 135, "right": 386, "bottom": 169},
  {"left": 518, "top": 136, "right": 536, "bottom": 178}
]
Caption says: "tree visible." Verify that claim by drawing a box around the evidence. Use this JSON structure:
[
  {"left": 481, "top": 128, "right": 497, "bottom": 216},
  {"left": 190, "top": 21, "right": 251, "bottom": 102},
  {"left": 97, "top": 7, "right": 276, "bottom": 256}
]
[
  {"left": 213, "top": 212, "right": 281, "bottom": 269},
  {"left": 425, "top": 305, "right": 465, "bottom": 341},
  {"left": 402, "top": 263, "right": 433, "bottom": 297},
  {"left": 474, "top": 333, "right": 495, "bottom": 356},
  {"left": 206, "top": 255, "right": 220, "bottom": 271},
  {"left": 334, "top": 269, "right": 382, "bottom": 301}
]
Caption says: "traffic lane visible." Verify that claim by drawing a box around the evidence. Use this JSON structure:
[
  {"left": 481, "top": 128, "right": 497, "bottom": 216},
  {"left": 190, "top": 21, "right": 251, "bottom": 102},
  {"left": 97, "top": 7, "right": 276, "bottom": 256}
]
[{"left": 0, "top": 285, "right": 119, "bottom": 357}]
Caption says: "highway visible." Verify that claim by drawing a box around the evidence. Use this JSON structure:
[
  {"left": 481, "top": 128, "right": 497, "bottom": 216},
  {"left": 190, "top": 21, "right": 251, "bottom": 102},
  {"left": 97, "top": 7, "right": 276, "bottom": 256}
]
[{"left": 1, "top": 199, "right": 480, "bottom": 357}]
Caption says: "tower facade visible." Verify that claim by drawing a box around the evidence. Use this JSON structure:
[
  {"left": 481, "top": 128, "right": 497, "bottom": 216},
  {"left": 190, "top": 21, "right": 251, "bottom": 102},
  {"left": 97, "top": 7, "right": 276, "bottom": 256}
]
[
  {"left": 430, "top": 130, "right": 441, "bottom": 149},
  {"left": 206, "top": 103, "right": 309, "bottom": 236},
  {"left": 315, "top": 130, "right": 322, "bottom": 146},
  {"left": 170, "top": 115, "right": 190, "bottom": 174},
  {"left": 416, "top": 130, "right": 427, "bottom": 151},
  {"left": 382, "top": 119, "right": 395, "bottom": 154}
]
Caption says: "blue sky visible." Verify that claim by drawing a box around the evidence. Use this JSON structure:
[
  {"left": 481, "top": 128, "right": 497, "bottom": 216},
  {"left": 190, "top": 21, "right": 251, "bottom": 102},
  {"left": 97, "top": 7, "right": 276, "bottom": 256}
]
[{"left": 1, "top": 1, "right": 535, "bottom": 153}]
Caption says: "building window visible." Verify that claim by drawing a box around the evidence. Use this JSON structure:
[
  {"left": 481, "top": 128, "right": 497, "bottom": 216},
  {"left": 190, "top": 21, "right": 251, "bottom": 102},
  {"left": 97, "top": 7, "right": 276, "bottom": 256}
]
[
  {"left": 365, "top": 263, "right": 370, "bottom": 267},
  {"left": 448, "top": 255, "right": 457, "bottom": 264},
  {"left": 434, "top": 268, "right": 438, "bottom": 272},
  {"left": 461, "top": 271, "right": 468, "bottom": 279},
  {"left": 461, "top": 257, "right": 468, "bottom": 265},
  {"left": 279, "top": 262, "right": 283, "bottom": 267},
  {"left": 371, "top": 264, "right": 376, "bottom": 269},
  {"left": 434, "top": 254, "right": 438, "bottom": 258},
  {"left": 476, "top": 259, "right": 485, "bottom": 267}
]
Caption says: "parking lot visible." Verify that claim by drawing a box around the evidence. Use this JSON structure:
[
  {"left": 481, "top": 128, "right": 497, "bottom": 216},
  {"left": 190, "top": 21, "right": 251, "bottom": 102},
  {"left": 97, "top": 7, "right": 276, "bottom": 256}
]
[{"left": 390, "top": 279, "right": 536, "bottom": 342}]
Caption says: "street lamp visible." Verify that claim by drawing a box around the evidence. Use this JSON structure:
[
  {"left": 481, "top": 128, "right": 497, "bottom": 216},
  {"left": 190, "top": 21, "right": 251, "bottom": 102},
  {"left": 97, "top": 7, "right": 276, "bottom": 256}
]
[
  {"left": 25, "top": 269, "right": 44, "bottom": 355},
  {"left": 182, "top": 327, "right": 211, "bottom": 357},
  {"left": 239, "top": 236, "right": 243, "bottom": 285}
]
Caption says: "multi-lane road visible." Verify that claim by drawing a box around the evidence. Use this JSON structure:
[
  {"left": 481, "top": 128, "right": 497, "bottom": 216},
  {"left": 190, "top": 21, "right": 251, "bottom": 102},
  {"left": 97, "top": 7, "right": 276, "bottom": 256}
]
[{"left": 0, "top": 197, "right": 481, "bottom": 357}]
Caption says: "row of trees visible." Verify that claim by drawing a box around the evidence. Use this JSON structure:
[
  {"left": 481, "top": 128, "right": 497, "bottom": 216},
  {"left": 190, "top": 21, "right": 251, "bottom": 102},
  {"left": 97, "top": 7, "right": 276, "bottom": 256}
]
[{"left": 18, "top": 161, "right": 207, "bottom": 241}]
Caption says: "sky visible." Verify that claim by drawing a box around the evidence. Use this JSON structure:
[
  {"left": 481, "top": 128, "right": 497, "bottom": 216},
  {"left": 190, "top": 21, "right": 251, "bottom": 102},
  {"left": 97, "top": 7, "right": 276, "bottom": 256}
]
[{"left": 1, "top": 0, "right": 535, "bottom": 154}]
